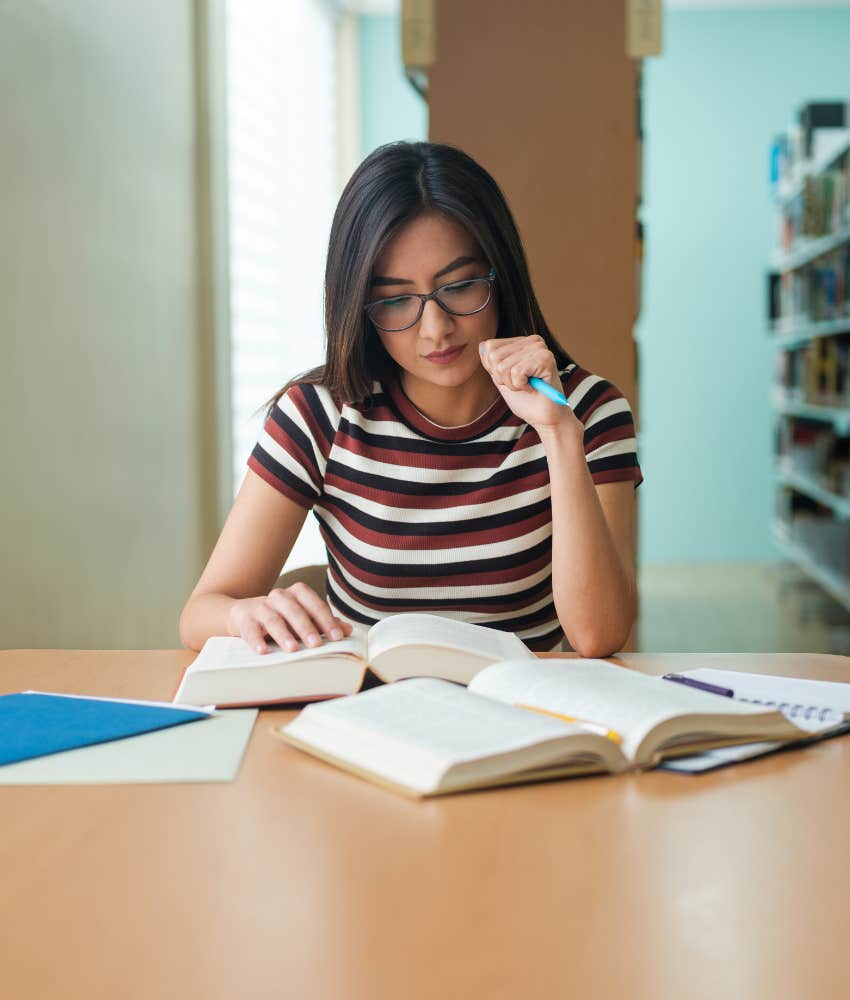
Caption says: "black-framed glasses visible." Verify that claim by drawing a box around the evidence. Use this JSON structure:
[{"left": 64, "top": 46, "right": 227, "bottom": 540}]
[{"left": 364, "top": 268, "right": 497, "bottom": 333}]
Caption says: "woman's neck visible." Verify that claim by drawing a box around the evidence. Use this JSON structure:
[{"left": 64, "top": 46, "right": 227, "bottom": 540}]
[{"left": 398, "top": 369, "right": 501, "bottom": 428}]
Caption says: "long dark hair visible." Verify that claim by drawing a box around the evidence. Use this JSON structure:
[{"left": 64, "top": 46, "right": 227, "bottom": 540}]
[{"left": 265, "top": 141, "right": 572, "bottom": 413}]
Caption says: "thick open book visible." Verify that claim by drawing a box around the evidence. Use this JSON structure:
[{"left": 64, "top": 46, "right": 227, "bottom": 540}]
[
  {"left": 278, "top": 659, "right": 809, "bottom": 797},
  {"left": 174, "top": 614, "right": 535, "bottom": 708}
]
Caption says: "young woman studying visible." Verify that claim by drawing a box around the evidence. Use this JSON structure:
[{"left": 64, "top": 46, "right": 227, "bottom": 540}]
[{"left": 179, "top": 141, "right": 642, "bottom": 658}]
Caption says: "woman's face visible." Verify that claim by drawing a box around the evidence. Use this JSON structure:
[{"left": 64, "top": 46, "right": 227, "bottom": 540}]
[{"left": 367, "top": 212, "right": 498, "bottom": 398}]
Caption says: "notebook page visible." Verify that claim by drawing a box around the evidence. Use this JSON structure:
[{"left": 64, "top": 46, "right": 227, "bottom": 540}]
[
  {"left": 469, "top": 659, "right": 778, "bottom": 762},
  {"left": 681, "top": 669, "right": 850, "bottom": 732}
]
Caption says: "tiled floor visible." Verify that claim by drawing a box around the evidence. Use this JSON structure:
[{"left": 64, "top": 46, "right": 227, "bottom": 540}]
[{"left": 637, "top": 562, "right": 850, "bottom": 654}]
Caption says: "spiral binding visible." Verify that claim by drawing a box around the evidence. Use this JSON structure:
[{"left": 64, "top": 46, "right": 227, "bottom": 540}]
[{"left": 738, "top": 697, "right": 842, "bottom": 726}]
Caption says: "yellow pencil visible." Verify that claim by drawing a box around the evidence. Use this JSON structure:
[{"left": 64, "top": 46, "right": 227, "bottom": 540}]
[{"left": 515, "top": 702, "right": 623, "bottom": 745}]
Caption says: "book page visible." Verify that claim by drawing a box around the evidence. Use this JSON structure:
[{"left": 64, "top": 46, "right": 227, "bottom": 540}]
[
  {"left": 366, "top": 613, "right": 533, "bottom": 664},
  {"left": 469, "top": 659, "right": 783, "bottom": 762},
  {"left": 283, "top": 678, "right": 601, "bottom": 794},
  {"left": 188, "top": 634, "right": 367, "bottom": 673},
  {"left": 294, "top": 677, "right": 580, "bottom": 760}
]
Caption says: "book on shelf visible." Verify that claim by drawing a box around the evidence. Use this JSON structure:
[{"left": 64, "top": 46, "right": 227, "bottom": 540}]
[
  {"left": 771, "top": 105, "right": 850, "bottom": 257},
  {"left": 800, "top": 102, "right": 849, "bottom": 159},
  {"left": 771, "top": 106, "right": 850, "bottom": 198},
  {"left": 771, "top": 337, "right": 850, "bottom": 408},
  {"left": 777, "top": 421, "right": 850, "bottom": 499},
  {"left": 277, "top": 659, "right": 812, "bottom": 798},
  {"left": 767, "top": 256, "right": 850, "bottom": 334},
  {"left": 776, "top": 503, "right": 850, "bottom": 580},
  {"left": 771, "top": 108, "right": 850, "bottom": 197},
  {"left": 174, "top": 613, "right": 535, "bottom": 708}
]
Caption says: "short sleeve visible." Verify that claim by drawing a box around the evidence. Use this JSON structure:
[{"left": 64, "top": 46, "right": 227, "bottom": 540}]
[
  {"left": 561, "top": 366, "right": 643, "bottom": 489},
  {"left": 247, "top": 383, "right": 340, "bottom": 508}
]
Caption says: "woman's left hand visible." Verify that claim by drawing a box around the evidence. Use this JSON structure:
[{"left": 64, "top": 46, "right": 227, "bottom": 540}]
[{"left": 479, "top": 335, "right": 581, "bottom": 434}]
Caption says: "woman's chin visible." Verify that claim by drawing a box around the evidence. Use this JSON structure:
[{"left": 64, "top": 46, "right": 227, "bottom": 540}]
[{"left": 419, "top": 356, "right": 490, "bottom": 385}]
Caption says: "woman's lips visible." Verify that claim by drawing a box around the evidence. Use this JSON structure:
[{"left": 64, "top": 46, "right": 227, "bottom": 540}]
[{"left": 424, "top": 344, "right": 466, "bottom": 364}]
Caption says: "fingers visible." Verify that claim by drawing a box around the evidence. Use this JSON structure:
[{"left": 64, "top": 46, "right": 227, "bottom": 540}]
[
  {"left": 269, "top": 583, "right": 343, "bottom": 641},
  {"left": 261, "top": 584, "right": 352, "bottom": 652},
  {"left": 242, "top": 616, "right": 272, "bottom": 656},
  {"left": 254, "top": 602, "right": 300, "bottom": 653},
  {"left": 480, "top": 335, "right": 555, "bottom": 391},
  {"left": 233, "top": 586, "right": 353, "bottom": 655}
]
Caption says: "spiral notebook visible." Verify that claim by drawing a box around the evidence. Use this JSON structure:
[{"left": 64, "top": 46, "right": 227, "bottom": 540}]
[{"left": 661, "top": 669, "right": 850, "bottom": 772}]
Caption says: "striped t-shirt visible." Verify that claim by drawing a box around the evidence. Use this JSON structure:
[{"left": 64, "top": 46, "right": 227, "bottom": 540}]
[{"left": 248, "top": 365, "right": 642, "bottom": 652}]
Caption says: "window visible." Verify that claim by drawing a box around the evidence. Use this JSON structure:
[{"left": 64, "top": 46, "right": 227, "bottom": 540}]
[{"left": 226, "top": 0, "right": 339, "bottom": 567}]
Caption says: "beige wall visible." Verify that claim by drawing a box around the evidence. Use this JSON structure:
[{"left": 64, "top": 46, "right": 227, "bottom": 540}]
[{"left": 1, "top": 1, "right": 225, "bottom": 648}]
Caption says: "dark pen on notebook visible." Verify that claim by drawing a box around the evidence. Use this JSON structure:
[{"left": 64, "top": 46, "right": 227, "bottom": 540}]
[{"left": 662, "top": 674, "right": 735, "bottom": 698}]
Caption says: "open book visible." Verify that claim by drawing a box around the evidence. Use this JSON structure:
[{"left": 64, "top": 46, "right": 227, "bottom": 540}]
[
  {"left": 277, "top": 659, "right": 811, "bottom": 797},
  {"left": 174, "top": 614, "right": 535, "bottom": 708}
]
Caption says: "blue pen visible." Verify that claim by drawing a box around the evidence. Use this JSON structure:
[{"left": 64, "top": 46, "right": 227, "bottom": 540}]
[{"left": 528, "top": 376, "right": 571, "bottom": 407}]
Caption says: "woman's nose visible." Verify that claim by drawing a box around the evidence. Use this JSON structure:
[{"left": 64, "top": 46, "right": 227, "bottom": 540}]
[{"left": 418, "top": 297, "right": 454, "bottom": 341}]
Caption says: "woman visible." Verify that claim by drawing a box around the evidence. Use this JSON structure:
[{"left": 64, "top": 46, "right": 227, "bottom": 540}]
[{"left": 179, "top": 141, "right": 642, "bottom": 656}]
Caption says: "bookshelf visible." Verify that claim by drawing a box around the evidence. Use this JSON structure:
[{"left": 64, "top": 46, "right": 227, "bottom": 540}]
[{"left": 769, "top": 104, "right": 850, "bottom": 612}]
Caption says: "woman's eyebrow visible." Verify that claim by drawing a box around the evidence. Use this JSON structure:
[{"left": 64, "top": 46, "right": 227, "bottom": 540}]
[{"left": 370, "top": 255, "right": 480, "bottom": 288}]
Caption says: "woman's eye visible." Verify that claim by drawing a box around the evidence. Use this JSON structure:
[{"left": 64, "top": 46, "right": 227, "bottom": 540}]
[
  {"left": 443, "top": 281, "right": 476, "bottom": 294},
  {"left": 382, "top": 296, "right": 413, "bottom": 309}
]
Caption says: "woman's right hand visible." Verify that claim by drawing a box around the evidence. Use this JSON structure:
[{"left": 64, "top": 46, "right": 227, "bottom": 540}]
[{"left": 227, "top": 583, "right": 354, "bottom": 654}]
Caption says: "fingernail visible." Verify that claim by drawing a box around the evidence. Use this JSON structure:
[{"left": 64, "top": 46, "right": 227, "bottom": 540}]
[
  {"left": 330, "top": 627, "right": 343, "bottom": 640},
  {"left": 307, "top": 633, "right": 321, "bottom": 647},
  {"left": 285, "top": 639, "right": 298, "bottom": 652},
  {"left": 255, "top": 643, "right": 265, "bottom": 654},
  {"left": 479, "top": 343, "right": 486, "bottom": 353}
]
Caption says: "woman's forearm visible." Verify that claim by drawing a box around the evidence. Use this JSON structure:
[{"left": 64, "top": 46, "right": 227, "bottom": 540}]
[
  {"left": 538, "top": 426, "right": 636, "bottom": 657},
  {"left": 178, "top": 593, "right": 240, "bottom": 651}
]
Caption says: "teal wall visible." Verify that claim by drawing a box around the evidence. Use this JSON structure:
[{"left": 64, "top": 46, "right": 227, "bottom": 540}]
[
  {"left": 357, "top": 14, "right": 428, "bottom": 158},
  {"left": 639, "top": 7, "right": 850, "bottom": 564}
]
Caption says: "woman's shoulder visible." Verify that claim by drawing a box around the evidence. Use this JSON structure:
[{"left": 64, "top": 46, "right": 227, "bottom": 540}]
[
  {"left": 273, "top": 379, "right": 342, "bottom": 420},
  {"left": 558, "top": 362, "right": 642, "bottom": 486},
  {"left": 263, "top": 381, "right": 346, "bottom": 456},
  {"left": 273, "top": 378, "right": 391, "bottom": 429}
]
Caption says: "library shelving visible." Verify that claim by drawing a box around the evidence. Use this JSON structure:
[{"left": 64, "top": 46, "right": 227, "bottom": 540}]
[{"left": 768, "top": 104, "right": 850, "bottom": 611}]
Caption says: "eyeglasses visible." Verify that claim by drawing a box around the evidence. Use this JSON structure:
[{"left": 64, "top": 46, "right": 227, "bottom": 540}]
[{"left": 364, "top": 268, "right": 497, "bottom": 333}]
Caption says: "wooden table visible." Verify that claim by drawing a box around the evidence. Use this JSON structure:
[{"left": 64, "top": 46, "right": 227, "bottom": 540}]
[{"left": 3, "top": 649, "right": 850, "bottom": 1000}]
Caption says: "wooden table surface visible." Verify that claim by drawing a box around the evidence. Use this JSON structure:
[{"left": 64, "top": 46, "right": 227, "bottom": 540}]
[{"left": 2, "top": 649, "right": 850, "bottom": 1000}]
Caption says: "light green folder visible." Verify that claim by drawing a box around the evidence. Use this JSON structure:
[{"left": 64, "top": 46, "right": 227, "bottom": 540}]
[{"left": 0, "top": 709, "right": 257, "bottom": 784}]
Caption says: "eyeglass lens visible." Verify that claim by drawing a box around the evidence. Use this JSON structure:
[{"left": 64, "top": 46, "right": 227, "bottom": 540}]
[{"left": 368, "top": 277, "right": 491, "bottom": 332}]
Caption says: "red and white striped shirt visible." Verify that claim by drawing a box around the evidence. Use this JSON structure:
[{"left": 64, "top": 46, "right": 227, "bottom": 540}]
[{"left": 248, "top": 364, "right": 642, "bottom": 652}]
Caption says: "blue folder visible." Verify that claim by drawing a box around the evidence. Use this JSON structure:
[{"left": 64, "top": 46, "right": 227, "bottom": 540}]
[{"left": 0, "top": 691, "right": 210, "bottom": 766}]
